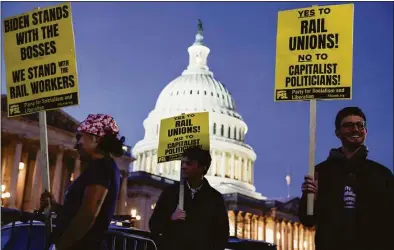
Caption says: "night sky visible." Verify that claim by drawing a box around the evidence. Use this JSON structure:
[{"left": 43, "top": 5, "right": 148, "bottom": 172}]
[{"left": 2, "top": 1, "right": 393, "bottom": 199}]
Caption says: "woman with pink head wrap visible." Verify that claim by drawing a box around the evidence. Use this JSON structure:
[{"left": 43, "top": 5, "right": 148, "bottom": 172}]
[
  {"left": 74, "top": 114, "right": 125, "bottom": 161},
  {"left": 40, "top": 114, "right": 126, "bottom": 250}
]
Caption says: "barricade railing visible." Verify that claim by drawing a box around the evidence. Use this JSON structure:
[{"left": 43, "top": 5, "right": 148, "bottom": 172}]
[
  {"left": 104, "top": 230, "right": 157, "bottom": 250},
  {"left": 1, "top": 208, "right": 157, "bottom": 250}
]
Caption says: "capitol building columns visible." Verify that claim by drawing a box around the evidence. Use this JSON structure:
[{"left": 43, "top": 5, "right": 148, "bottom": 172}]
[
  {"left": 230, "top": 154, "right": 235, "bottom": 179},
  {"left": 147, "top": 151, "right": 152, "bottom": 173},
  {"left": 132, "top": 149, "right": 259, "bottom": 187},
  {"left": 132, "top": 154, "right": 140, "bottom": 171},
  {"left": 2, "top": 123, "right": 132, "bottom": 213},
  {"left": 52, "top": 147, "right": 65, "bottom": 201},
  {"left": 16, "top": 148, "right": 29, "bottom": 209},
  {"left": 1, "top": 136, "right": 70, "bottom": 211},
  {"left": 223, "top": 208, "right": 315, "bottom": 249},
  {"left": 115, "top": 170, "right": 129, "bottom": 215},
  {"left": 9, "top": 141, "right": 23, "bottom": 209},
  {"left": 142, "top": 152, "right": 146, "bottom": 173},
  {"left": 220, "top": 152, "right": 226, "bottom": 177}
]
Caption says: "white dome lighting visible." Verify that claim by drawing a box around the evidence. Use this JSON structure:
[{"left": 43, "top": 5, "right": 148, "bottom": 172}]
[{"left": 132, "top": 20, "right": 265, "bottom": 200}]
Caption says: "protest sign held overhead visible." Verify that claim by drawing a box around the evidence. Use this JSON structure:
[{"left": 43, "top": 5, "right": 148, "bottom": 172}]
[
  {"left": 274, "top": 3, "right": 354, "bottom": 101},
  {"left": 3, "top": 2, "right": 79, "bottom": 117},
  {"left": 158, "top": 112, "right": 210, "bottom": 163}
]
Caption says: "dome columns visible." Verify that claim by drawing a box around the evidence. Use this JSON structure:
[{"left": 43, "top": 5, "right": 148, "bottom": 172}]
[
  {"left": 205, "top": 150, "right": 254, "bottom": 185},
  {"left": 220, "top": 151, "right": 226, "bottom": 177},
  {"left": 230, "top": 153, "right": 235, "bottom": 179}
]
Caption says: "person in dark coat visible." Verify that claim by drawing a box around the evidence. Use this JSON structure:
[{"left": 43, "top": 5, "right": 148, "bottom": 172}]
[
  {"left": 299, "top": 107, "right": 394, "bottom": 250},
  {"left": 149, "top": 146, "right": 229, "bottom": 250}
]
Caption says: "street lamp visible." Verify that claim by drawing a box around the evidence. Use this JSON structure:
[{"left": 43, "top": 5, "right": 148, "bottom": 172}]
[
  {"left": 130, "top": 208, "right": 142, "bottom": 226},
  {"left": 19, "top": 162, "right": 25, "bottom": 170},
  {"left": 131, "top": 209, "right": 137, "bottom": 217},
  {"left": 2, "top": 192, "right": 11, "bottom": 199},
  {"left": 1, "top": 184, "right": 11, "bottom": 206}
]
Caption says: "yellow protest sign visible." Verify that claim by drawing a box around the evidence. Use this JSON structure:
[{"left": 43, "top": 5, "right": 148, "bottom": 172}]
[
  {"left": 274, "top": 3, "right": 354, "bottom": 101},
  {"left": 3, "top": 2, "right": 79, "bottom": 117},
  {"left": 157, "top": 112, "right": 210, "bottom": 163}
]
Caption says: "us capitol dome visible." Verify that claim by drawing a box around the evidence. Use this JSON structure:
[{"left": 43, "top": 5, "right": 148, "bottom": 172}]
[{"left": 132, "top": 21, "right": 265, "bottom": 200}]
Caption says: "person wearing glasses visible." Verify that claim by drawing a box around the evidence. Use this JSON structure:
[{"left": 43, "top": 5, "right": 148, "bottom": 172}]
[
  {"left": 40, "top": 114, "right": 125, "bottom": 250},
  {"left": 299, "top": 107, "right": 394, "bottom": 250},
  {"left": 149, "top": 146, "right": 229, "bottom": 250}
]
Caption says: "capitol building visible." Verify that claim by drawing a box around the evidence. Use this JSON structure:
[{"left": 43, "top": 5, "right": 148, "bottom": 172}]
[
  {"left": 132, "top": 23, "right": 263, "bottom": 201},
  {"left": 1, "top": 22, "right": 315, "bottom": 250},
  {"left": 128, "top": 23, "right": 316, "bottom": 250}
]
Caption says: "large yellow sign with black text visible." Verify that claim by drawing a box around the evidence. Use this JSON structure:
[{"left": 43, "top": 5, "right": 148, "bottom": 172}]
[
  {"left": 274, "top": 4, "right": 354, "bottom": 101},
  {"left": 3, "top": 2, "right": 79, "bottom": 117},
  {"left": 157, "top": 112, "right": 210, "bottom": 163}
]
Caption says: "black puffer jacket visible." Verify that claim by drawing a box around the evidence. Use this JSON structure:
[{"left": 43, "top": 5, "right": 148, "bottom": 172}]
[
  {"left": 149, "top": 178, "right": 229, "bottom": 250},
  {"left": 299, "top": 146, "right": 394, "bottom": 250}
]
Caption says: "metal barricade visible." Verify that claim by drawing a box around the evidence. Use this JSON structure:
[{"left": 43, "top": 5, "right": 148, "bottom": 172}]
[
  {"left": 1, "top": 208, "right": 157, "bottom": 250},
  {"left": 104, "top": 230, "right": 157, "bottom": 250}
]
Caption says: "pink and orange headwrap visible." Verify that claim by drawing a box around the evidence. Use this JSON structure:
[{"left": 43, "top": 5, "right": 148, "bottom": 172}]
[{"left": 77, "top": 114, "right": 120, "bottom": 137}]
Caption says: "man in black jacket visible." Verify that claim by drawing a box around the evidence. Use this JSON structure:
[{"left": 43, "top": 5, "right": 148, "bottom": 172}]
[
  {"left": 299, "top": 107, "right": 394, "bottom": 250},
  {"left": 149, "top": 146, "right": 229, "bottom": 250}
]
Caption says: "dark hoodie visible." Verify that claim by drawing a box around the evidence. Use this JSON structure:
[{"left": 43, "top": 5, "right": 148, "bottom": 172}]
[
  {"left": 149, "top": 178, "right": 229, "bottom": 250},
  {"left": 298, "top": 146, "right": 394, "bottom": 250}
]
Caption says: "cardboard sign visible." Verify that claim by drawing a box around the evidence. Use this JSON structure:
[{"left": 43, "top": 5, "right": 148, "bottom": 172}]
[
  {"left": 3, "top": 2, "right": 79, "bottom": 117},
  {"left": 157, "top": 112, "right": 210, "bottom": 163},
  {"left": 274, "top": 4, "right": 354, "bottom": 101}
]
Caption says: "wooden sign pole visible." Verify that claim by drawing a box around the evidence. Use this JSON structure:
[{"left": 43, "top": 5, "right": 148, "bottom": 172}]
[
  {"left": 306, "top": 4, "right": 319, "bottom": 216},
  {"left": 178, "top": 174, "right": 184, "bottom": 210},
  {"left": 39, "top": 110, "right": 53, "bottom": 250},
  {"left": 178, "top": 113, "right": 186, "bottom": 210},
  {"left": 34, "top": 8, "right": 52, "bottom": 249},
  {"left": 307, "top": 99, "right": 317, "bottom": 215}
]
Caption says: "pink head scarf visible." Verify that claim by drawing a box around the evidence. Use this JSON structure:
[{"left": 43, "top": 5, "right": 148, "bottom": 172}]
[{"left": 77, "top": 114, "right": 120, "bottom": 137}]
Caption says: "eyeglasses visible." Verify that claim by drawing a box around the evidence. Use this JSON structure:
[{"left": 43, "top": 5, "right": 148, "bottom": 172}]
[{"left": 341, "top": 122, "right": 366, "bottom": 130}]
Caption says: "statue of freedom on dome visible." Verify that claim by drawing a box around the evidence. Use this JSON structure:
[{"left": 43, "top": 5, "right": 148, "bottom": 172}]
[
  {"left": 198, "top": 19, "right": 203, "bottom": 34},
  {"left": 195, "top": 19, "right": 204, "bottom": 44}
]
